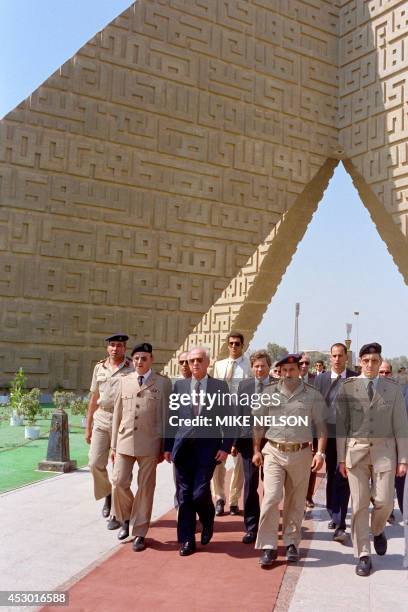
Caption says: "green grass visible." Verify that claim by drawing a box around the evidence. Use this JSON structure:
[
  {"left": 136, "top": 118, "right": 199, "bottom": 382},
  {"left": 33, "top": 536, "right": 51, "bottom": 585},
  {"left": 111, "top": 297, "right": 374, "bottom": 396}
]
[{"left": 0, "top": 405, "right": 89, "bottom": 493}]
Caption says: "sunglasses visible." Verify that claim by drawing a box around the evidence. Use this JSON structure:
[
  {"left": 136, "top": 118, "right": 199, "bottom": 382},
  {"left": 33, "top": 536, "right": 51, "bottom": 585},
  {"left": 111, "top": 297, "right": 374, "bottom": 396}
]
[
  {"left": 179, "top": 360, "right": 189, "bottom": 366},
  {"left": 189, "top": 357, "right": 204, "bottom": 363},
  {"left": 379, "top": 370, "right": 391, "bottom": 374},
  {"left": 299, "top": 361, "right": 310, "bottom": 365},
  {"left": 228, "top": 341, "right": 242, "bottom": 347}
]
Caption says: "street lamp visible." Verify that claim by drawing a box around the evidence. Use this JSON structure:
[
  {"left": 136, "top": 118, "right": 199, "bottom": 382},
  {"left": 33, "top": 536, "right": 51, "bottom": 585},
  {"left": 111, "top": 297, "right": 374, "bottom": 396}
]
[{"left": 354, "top": 311, "right": 360, "bottom": 357}]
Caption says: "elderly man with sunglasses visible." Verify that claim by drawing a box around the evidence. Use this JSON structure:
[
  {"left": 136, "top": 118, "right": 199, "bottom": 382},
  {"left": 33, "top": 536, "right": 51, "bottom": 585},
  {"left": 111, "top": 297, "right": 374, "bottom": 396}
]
[
  {"left": 212, "top": 332, "right": 252, "bottom": 516},
  {"left": 164, "top": 346, "right": 234, "bottom": 556}
]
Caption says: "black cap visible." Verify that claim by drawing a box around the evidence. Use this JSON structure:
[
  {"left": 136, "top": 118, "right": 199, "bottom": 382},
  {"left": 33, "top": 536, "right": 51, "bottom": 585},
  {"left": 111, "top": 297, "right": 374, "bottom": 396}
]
[
  {"left": 359, "top": 342, "right": 382, "bottom": 358},
  {"left": 275, "top": 353, "right": 301, "bottom": 367},
  {"left": 105, "top": 333, "right": 129, "bottom": 343},
  {"left": 131, "top": 342, "right": 153, "bottom": 356}
]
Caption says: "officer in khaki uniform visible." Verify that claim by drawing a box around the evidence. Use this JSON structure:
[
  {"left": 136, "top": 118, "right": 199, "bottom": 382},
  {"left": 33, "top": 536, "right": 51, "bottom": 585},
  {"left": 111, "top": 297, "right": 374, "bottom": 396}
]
[
  {"left": 111, "top": 342, "right": 172, "bottom": 552},
  {"left": 86, "top": 333, "right": 133, "bottom": 529},
  {"left": 336, "top": 342, "right": 408, "bottom": 576},
  {"left": 253, "top": 354, "right": 327, "bottom": 567}
]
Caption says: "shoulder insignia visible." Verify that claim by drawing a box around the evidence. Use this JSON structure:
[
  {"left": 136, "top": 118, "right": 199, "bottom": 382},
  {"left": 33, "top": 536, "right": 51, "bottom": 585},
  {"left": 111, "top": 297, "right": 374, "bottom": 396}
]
[{"left": 343, "top": 377, "right": 357, "bottom": 384}]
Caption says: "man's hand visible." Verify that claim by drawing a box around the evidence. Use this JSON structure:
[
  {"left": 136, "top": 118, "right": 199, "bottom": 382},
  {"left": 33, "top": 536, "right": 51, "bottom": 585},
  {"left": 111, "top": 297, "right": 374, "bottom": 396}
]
[
  {"left": 252, "top": 451, "right": 263, "bottom": 467},
  {"left": 230, "top": 445, "right": 238, "bottom": 457},
  {"left": 111, "top": 450, "right": 115, "bottom": 463},
  {"left": 215, "top": 450, "right": 228, "bottom": 463},
  {"left": 396, "top": 463, "right": 407, "bottom": 477},
  {"left": 311, "top": 454, "right": 324, "bottom": 472},
  {"left": 338, "top": 462, "right": 348, "bottom": 478},
  {"left": 85, "top": 427, "right": 92, "bottom": 444},
  {"left": 164, "top": 451, "right": 172, "bottom": 463}
]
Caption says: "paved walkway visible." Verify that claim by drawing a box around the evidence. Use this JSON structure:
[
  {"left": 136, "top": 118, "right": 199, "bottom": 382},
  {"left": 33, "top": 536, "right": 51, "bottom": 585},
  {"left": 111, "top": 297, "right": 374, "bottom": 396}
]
[{"left": 0, "top": 459, "right": 407, "bottom": 612}]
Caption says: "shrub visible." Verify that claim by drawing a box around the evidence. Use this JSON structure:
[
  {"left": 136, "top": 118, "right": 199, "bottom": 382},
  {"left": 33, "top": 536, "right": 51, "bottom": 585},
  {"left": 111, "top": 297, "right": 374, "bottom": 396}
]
[{"left": 21, "top": 388, "right": 42, "bottom": 426}]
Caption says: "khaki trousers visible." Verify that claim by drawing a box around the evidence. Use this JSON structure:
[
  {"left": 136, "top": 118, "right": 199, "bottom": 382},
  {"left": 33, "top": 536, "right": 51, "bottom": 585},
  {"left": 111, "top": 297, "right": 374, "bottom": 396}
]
[
  {"left": 211, "top": 454, "right": 244, "bottom": 506},
  {"left": 256, "top": 443, "right": 312, "bottom": 550},
  {"left": 112, "top": 453, "right": 158, "bottom": 537},
  {"left": 347, "top": 450, "right": 395, "bottom": 558},
  {"left": 88, "top": 410, "right": 113, "bottom": 500}
]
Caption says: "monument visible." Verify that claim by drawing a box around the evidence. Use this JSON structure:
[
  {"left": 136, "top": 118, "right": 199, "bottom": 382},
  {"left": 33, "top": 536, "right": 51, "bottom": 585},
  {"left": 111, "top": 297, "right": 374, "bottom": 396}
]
[{"left": 0, "top": 0, "right": 407, "bottom": 390}]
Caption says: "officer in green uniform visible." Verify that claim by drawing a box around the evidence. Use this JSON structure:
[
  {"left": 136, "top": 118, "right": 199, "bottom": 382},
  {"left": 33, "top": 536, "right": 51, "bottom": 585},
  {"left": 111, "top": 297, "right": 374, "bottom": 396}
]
[{"left": 253, "top": 354, "right": 327, "bottom": 567}]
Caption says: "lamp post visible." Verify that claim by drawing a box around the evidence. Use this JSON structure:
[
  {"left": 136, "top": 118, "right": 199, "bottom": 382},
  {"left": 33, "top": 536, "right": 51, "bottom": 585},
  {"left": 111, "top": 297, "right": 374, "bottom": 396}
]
[
  {"left": 345, "top": 323, "right": 352, "bottom": 368},
  {"left": 354, "top": 311, "right": 360, "bottom": 360}
]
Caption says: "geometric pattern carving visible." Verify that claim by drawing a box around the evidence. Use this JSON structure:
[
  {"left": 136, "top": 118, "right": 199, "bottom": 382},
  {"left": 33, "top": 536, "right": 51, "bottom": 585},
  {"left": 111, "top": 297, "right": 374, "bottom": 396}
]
[{"left": 1, "top": 0, "right": 407, "bottom": 390}]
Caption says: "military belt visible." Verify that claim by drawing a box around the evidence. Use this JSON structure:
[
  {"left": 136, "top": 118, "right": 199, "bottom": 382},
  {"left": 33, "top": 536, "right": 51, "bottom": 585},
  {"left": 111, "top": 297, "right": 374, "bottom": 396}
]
[
  {"left": 98, "top": 405, "right": 114, "bottom": 414},
  {"left": 269, "top": 440, "right": 309, "bottom": 453}
]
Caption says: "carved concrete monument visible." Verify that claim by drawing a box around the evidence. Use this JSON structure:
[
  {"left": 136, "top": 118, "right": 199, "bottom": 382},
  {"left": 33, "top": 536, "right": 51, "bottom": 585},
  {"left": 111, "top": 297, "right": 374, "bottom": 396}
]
[{"left": 1, "top": 1, "right": 407, "bottom": 390}]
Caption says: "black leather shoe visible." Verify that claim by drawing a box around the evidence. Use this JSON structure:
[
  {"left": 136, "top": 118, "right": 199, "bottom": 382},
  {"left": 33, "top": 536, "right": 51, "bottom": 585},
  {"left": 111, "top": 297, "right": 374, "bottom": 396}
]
[
  {"left": 259, "top": 549, "right": 277, "bottom": 567},
  {"left": 102, "top": 494, "right": 111, "bottom": 518},
  {"left": 179, "top": 541, "right": 196, "bottom": 556},
  {"left": 201, "top": 524, "right": 214, "bottom": 545},
  {"left": 117, "top": 520, "right": 130, "bottom": 540},
  {"left": 132, "top": 536, "right": 146, "bottom": 552},
  {"left": 373, "top": 532, "right": 387, "bottom": 555},
  {"left": 229, "top": 505, "right": 239, "bottom": 515},
  {"left": 242, "top": 531, "right": 257, "bottom": 544},
  {"left": 328, "top": 520, "right": 336, "bottom": 530},
  {"left": 286, "top": 544, "right": 299, "bottom": 562},
  {"left": 107, "top": 516, "right": 121, "bottom": 530},
  {"left": 355, "top": 555, "right": 372, "bottom": 576},
  {"left": 215, "top": 500, "right": 225, "bottom": 516}
]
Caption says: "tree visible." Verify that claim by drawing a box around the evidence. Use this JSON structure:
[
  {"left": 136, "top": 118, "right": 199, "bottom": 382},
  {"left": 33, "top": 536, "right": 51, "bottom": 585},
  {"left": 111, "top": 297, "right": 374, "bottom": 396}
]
[{"left": 266, "top": 343, "right": 289, "bottom": 364}]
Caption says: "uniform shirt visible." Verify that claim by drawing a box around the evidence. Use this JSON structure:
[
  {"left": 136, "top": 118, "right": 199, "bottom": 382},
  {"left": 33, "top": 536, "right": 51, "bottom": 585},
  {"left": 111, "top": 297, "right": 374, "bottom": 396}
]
[
  {"left": 90, "top": 357, "right": 134, "bottom": 412},
  {"left": 254, "top": 379, "right": 327, "bottom": 444}
]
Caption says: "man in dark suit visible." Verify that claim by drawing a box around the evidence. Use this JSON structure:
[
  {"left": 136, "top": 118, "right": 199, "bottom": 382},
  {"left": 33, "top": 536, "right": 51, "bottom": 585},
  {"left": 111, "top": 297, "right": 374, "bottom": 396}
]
[
  {"left": 299, "top": 352, "right": 318, "bottom": 508},
  {"left": 314, "top": 342, "right": 356, "bottom": 542},
  {"left": 235, "top": 349, "right": 273, "bottom": 544},
  {"left": 164, "top": 346, "right": 234, "bottom": 556}
]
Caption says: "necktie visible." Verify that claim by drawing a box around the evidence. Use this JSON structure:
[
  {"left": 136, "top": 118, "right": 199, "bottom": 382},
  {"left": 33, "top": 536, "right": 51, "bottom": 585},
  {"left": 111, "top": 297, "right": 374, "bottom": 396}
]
[
  {"left": 256, "top": 380, "right": 263, "bottom": 394},
  {"left": 325, "top": 374, "right": 341, "bottom": 403},
  {"left": 225, "top": 360, "right": 236, "bottom": 382},
  {"left": 367, "top": 380, "right": 374, "bottom": 402},
  {"left": 138, "top": 375, "right": 144, "bottom": 387},
  {"left": 193, "top": 381, "right": 201, "bottom": 416}
]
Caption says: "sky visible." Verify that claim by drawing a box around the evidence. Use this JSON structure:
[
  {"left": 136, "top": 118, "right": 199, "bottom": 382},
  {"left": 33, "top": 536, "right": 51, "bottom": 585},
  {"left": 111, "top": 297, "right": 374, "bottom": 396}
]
[{"left": 1, "top": 1, "right": 408, "bottom": 360}]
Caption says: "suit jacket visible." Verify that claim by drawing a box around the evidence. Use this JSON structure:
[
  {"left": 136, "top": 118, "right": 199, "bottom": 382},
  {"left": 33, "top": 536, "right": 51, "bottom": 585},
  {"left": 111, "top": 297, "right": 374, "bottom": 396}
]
[
  {"left": 164, "top": 375, "right": 234, "bottom": 462},
  {"left": 336, "top": 376, "right": 408, "bottom": 471},
  {"left": 314, "top": 369, "right": 357, "bottom": 399},
  {"left": 111, "top": 371, "right": 172, "bottom": 457}
]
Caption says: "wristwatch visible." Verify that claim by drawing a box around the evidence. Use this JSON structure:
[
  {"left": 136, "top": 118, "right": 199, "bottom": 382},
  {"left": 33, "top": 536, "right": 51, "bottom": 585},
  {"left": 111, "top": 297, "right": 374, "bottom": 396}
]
[{"left": 316, "top": 451, "right": 326, "bottom": 459}]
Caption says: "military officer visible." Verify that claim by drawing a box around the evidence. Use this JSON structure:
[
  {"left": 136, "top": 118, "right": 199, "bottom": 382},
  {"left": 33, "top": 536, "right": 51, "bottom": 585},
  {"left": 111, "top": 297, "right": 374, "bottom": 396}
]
[
  {"left": 111, "top": 342, "right": 171, "bottom": 552},
  {"left": 336, "top": 342, "right": 408, "bottom": 576},
  {"left": 86, "top": 333, "right": 133, "bottom": 529},
  {"left": 253, "top": 354, "right": 327, "bottom": 567}
]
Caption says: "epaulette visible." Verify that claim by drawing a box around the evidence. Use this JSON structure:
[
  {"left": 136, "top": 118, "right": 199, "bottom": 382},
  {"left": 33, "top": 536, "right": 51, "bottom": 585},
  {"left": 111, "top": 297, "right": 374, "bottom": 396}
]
[
  {"left": 124, "top": 358, "right": 132, "bottom": 367},
  {"left": 384, "top": 377, "right": 399, "bottom": 385},
  {"left": 343, "top": 377, "right": 357, "bottom": 383},
  {"left": 157, "top": 372, "right": 171, "bottom": 380},
  {"left": 304, "top": 382, "right": 315, "bottom": 390},
  {"left": 264, "top": 380, "right": 278, "bottom": 389},
  {"left": 96, "top": 358, "right": 106, "bottom": 365}
]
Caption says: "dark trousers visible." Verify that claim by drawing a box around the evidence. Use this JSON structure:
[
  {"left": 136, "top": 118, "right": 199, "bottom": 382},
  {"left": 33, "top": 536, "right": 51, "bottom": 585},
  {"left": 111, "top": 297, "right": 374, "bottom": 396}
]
[
  {"left": 174, "top": 440, "right": 217, "bottom": 544},
  {"left": 395, "top": 475, "right": 405, "bottom": 513},
  {"left": 326, "top": 436, "right": 350, "bottom": 529},
  {"left": 238, "top": 439, "right": 260, "bottom": 533},
  {"left": 306, "top": 438, "right": 318, "bottom": 501}
]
